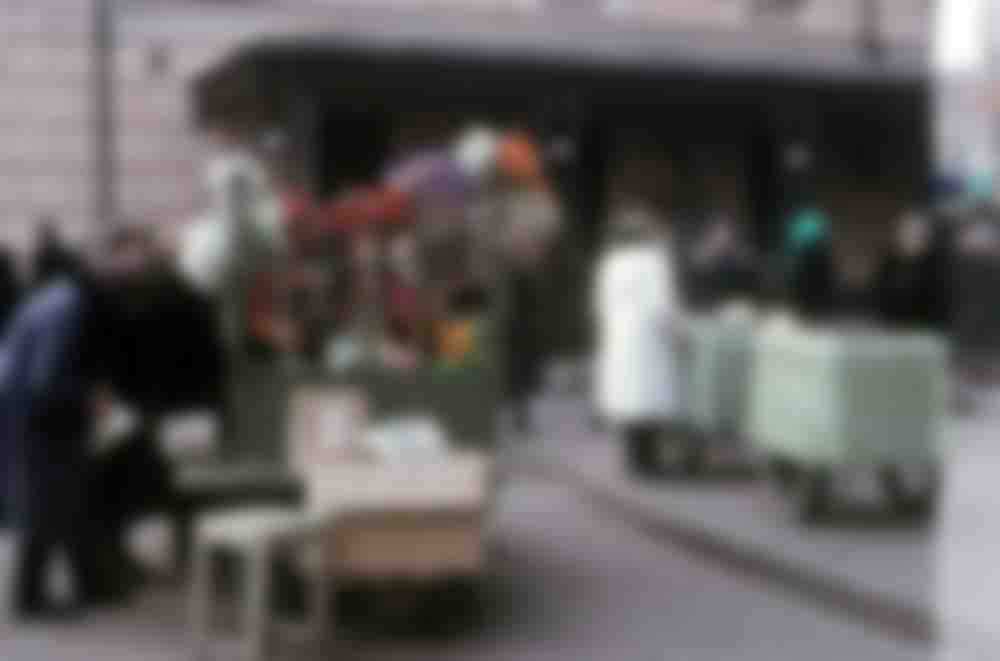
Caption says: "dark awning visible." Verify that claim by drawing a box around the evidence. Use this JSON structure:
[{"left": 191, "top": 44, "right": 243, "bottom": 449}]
[
  {"left": 190, "top": 5, "right": 927, "bottom": 128},
  {"left": 244, "top": 6, "right": 926, "bottom": 86}
]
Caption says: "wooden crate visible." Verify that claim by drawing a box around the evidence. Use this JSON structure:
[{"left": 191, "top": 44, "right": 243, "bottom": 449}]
[{"left": 298, "top": 452, "right": 494, "bottom": 581}]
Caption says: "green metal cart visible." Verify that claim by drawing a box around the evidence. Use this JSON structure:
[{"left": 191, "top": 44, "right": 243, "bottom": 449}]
[{"left": 746, "top": 327, "right": 948, "bottom": 522}]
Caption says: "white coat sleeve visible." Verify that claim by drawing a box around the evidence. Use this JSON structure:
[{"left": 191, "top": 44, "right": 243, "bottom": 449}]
[
  {"left": 651, "top": 246, "right": 684, "bottom": 333},
  {"left": 592, "top": 255, "right": 608, "bottom": 325},
  {"left": 646, "top": 249, "right": 671, "bottom": 315},
  {"left": 665, "top": 248, "right": 682, "bottom": 318}
]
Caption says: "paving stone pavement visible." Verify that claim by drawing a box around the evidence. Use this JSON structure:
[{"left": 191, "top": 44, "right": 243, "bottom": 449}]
[{"left": 0, "top": 474, "right": 929, "bottom": 661}]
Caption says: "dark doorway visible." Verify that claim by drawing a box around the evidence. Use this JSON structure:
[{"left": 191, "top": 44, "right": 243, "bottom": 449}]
[
  {"left": 317, "top": 106, "right": 391, "bottom": 196},
  {"left": 747, "top": 127, "right": 781, "bottom": 251}
]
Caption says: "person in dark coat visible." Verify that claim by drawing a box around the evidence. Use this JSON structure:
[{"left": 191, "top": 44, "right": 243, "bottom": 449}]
[
  {"left": 0, "top": 245, "right": 22, "bottom": 336},
  {"left": 87, "top": 424, "right": 174, "bottom": 589},
  {"left": 107, "top": 262, "right": 227, "bottom": 416},
  {"left": 950, "top": 204, "right": 1000, "bottom": 379},
  {"left": 876, "top": 210, "right": 954, "bottom": 333},
  {"left": 92, "top": 246, "right": 228, "bottom": 583},
  {"left": 503, "top": 190, "right": 560, "bottom": 435},
  {"left": 506, "top": 262, "right": 545, "bottom": 433},
  {"left": 784, "top": 207, "right": 837, "bottom": 323},
  {"left": 684, "top": 214, "right": 760, "bottom": 311},
  {"left": 1, "top": 229, "right": 157, "bottom": 620},
  {"left": 836, "top": 259, "right": 879, "bottom": 320},
  {"left": 2, "top": 277, "right": 122, "bottom": 617},
  {"left": 0, "top": 246, "right": 22, "bottom": 527},
  {"left": 32, "top": 220, "right": 81, "bottom": 290}
]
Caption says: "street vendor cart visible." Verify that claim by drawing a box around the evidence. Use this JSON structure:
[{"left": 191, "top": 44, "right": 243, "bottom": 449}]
[
  {"left": 670, "top": 312, "right": 755, "bottom": 473},
  {"left": 182, "top": 138, "right": 514, "bottom": 658},
  {"left": 746, "top": 323, "right": 948, "bottom": 522}
]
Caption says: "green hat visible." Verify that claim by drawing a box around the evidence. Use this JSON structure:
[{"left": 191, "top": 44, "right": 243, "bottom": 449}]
[{"left": 787, "top": 208, "right": 830, "bottom": 255}]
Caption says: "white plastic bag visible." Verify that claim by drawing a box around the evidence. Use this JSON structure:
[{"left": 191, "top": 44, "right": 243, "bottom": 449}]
[
  {"left": 364, "top": 416, "right": 451, "bottom": 463},
  {"left": 177, "top": 213, "right": 229, "bottom": 298},
  {"left": 93, "top": 402, "right": 141, "bottom": 456},
  {"left": 324, "top": 334, "right": 365, "bottom": 372},
  {"left": 718, "top": 300, "right": 756, "bottom": 323},
  {"left": 158, "top": 412, "right": 220, "bottom": 463},
  {"left": 177, "top": 152, "right": 287, "bottom": 298},
  {"left": 453, "top": 125, "right": 499, "bottom": 182}
]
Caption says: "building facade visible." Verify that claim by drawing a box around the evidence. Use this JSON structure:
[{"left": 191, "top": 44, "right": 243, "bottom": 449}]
[{"left": 1, "top": 0, "right": 931, "bottom": 265}]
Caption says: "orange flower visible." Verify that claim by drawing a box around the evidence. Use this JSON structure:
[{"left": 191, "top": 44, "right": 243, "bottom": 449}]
[
  {"left": 498, "top": 131, "right": 546, "bottom": 189},
  {"left": 437, "top": 319, "right": 476, "bottom": 363}
]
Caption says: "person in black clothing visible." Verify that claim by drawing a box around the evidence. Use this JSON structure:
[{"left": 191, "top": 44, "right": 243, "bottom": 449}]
[
  {"left": 0, "top": 245, "right": 22, "bottom": 335},
  {"left": 502, "top": 185, "right": 563, "bottom": 435},
  {"left": 93, "top": 237, "right": 228, "bottom": 583},
  {"left": 88, "top": 423, "right": 174, "bottom": 591},
  {"left": 32, "top": 219, "right": 81, "bottom": 289},
  {"left": 2, "top": 228, "right": 159, "bottom": 620},
  {"left": 0, "top": 245, "right": 22, "bottom": 528},
  {"left": 950, "top": 204, "right": 1000, "bottom": 380},
  {"left": 684, "top": 214, "right": 760, "bottom": 311},
  {"left": 792, "top": 245, "right": 837, "bottom": 322},
  {"left": 506, "top": 262, "right": 544, "bottom": 434},
  {"left": 784, "top": 207, "right": 837, "bottom": 323},
  {"left": 836, "top": 258, "right": 880, "bottom": 320},
  {"left": 107, "top": 260, "right": 227, "bottom": 416},
  {"left": 876, "top": 210, "right": 954, "bottom": 333}
]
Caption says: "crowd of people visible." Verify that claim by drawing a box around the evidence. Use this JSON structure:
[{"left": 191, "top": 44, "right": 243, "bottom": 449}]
[
  {"left": 0, "top": 221, "right": 226, "bottom": 621},
  {"left": 674, "top": 203, "right": 956, "bottom": 333},
  {"left": 592, "top": 191, "right": 967, "bottom": 477}
]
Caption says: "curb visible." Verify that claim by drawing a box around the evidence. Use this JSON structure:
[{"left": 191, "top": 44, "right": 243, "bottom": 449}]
[{"left": 525, "top": 450, "right": 934, "bottom": 647}]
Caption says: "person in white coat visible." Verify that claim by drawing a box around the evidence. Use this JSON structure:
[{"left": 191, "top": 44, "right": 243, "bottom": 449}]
[{"left": 593, "top": 205, "right": 684, "bottom": 476}]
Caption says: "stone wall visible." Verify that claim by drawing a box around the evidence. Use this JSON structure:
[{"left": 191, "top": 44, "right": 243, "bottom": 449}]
[
  {"left": 0, "top": 0, "right": 930, "bottom": 277},
  {"left": 1, "top": 2, "right": 93, "bottom": 265},
  {"left": 0, "top": 1, "right": 288, "bottom": 273}
]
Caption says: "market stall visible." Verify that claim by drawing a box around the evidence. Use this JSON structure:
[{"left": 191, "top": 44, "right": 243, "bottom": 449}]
[
  {"left": 213, "top": 133, "right": 514, "bottom": 462},
  {"left": 173, "top": 127, "right": 560, "bottom": 598}
]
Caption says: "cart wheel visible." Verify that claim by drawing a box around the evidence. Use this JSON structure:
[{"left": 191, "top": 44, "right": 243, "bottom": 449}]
[
  {"left": 792, "top": 468, "right": 833, "bottom": 524},
  {"left": 372, "top": 584, "right": 423, "bottom": 629},
  {"left": 589, "top": 412, "right": 606, "bottom": 434},
  {"left": 879, "top": 466, "right": 939, "bottom": 518},
  {"left": 419, "top": 577, "right": 487, "bottom": 633},
  {"left": 653, "top": 432, "right": 701, "bottom": 477},
  {"left": 681, "top": 442, "right": 706, "bottom": 477},
  {"left": 625, "top": 431, "right": 659, "bottom": 478},
  {"left": 768, "top": 457, "right": 800, "bottom": 493}
]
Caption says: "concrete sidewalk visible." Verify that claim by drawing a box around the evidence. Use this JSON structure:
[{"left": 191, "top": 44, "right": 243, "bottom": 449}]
[{"left": 522, "top": 394, "right": 999, "bottom": 645}]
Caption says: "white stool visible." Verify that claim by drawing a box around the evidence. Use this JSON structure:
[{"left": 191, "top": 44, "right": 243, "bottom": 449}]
[{"left": 189, "top": 508, "right": 334, "bottom": 661}]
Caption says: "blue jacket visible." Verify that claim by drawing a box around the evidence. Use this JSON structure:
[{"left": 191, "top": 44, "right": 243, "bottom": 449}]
[{"left": 0, "top": 280, "right": 99, "bottom": 519}]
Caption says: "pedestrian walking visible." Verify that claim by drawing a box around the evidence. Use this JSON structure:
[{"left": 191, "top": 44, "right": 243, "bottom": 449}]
[{"left": 593, "top": 204, "right": 684, "bottom": 477}]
